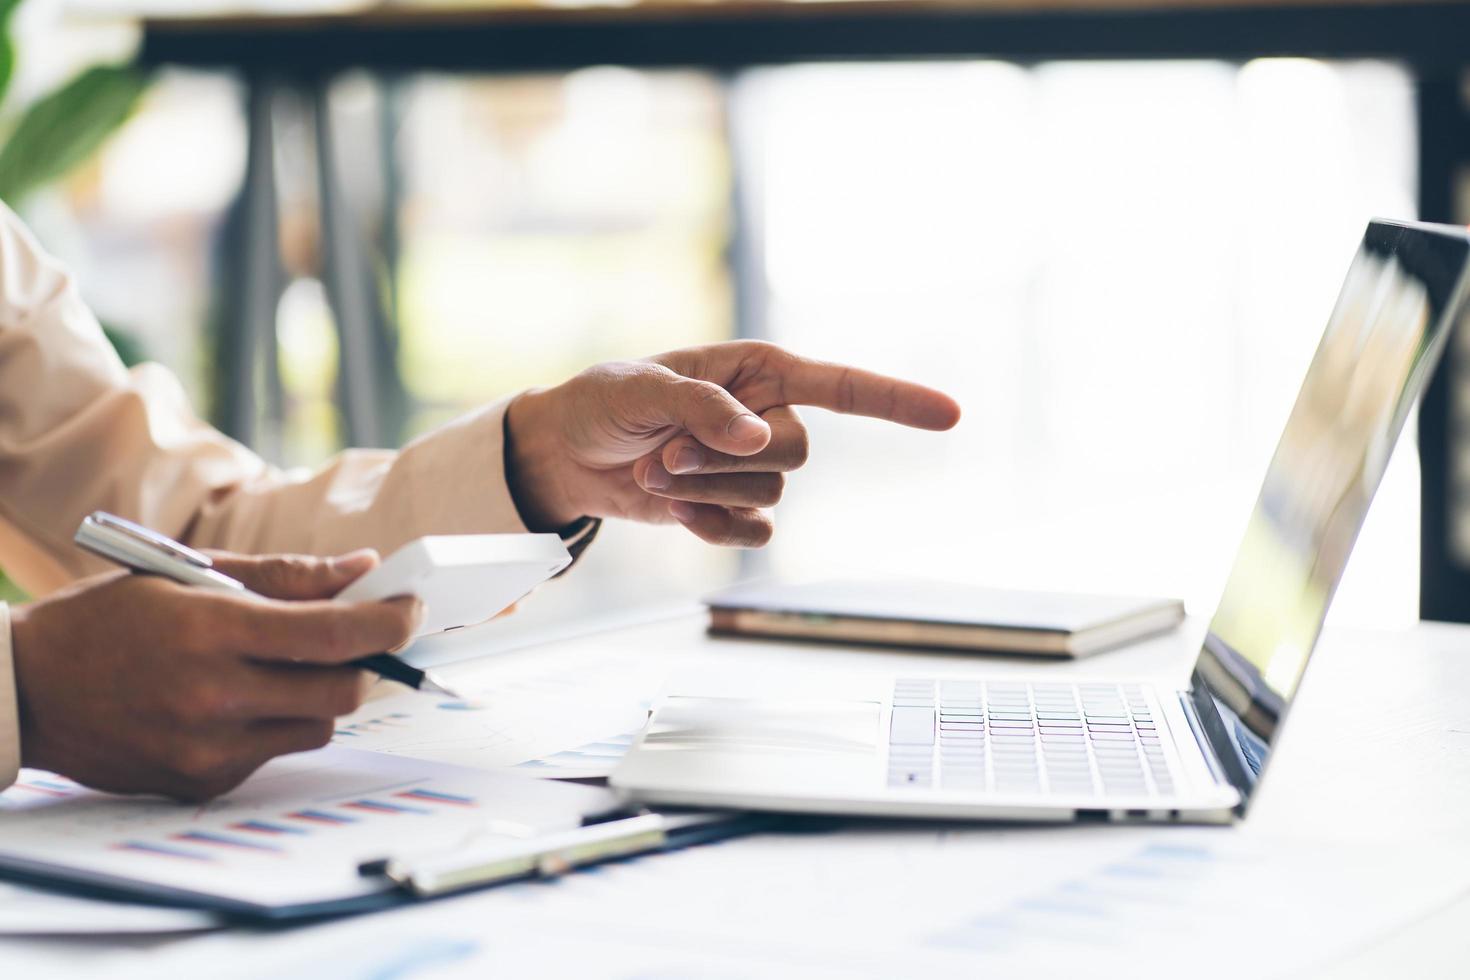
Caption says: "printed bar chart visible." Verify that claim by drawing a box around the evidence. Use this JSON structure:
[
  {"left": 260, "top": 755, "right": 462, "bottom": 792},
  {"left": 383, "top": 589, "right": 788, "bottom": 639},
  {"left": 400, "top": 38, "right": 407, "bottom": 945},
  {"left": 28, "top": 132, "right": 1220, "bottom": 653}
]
[{"left": 0, "top": 747, "right": 615, "bottom": 912}]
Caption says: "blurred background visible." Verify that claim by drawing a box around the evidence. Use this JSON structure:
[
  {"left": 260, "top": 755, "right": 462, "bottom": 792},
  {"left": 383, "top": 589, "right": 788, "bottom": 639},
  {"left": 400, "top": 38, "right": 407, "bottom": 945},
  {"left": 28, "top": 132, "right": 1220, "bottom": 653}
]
[{"left": 0, "top": 0, "right": 1443, "bottom": 640}]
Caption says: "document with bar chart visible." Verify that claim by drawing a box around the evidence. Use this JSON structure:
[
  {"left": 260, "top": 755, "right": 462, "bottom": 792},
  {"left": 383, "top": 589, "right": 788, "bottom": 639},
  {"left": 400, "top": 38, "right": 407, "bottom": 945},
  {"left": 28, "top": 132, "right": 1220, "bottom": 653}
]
[{"left": 0, "top": 747, "right": 616, "bottom": 917}]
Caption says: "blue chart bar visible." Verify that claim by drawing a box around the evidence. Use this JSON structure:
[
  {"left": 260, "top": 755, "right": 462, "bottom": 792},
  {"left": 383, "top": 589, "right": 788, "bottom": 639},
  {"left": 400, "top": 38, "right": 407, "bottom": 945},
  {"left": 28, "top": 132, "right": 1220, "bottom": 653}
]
[
  {"left": 290, "top": 809, "right": 358, "bottom": 825},
  {"left": 927, "top": 841, "right": 1222, "bottom": 953},
  {"left": 343, "top": 799, "right": 432, "bottom": 815},
  {"left": 174, "top": 831, "right": 285, "bottom": 853},
  {"left": 13, "top": 782, "right": 70, "bottom": 798},
  {"left": 231, "top": 819, "right": 308, "bottom": 836},
  {"left": 396, "top": 788, "right": 477, "bottom": 806},
  {"left": 516, "top": 730, "right": 637, "bottom": 771},
  {"left": 115, "top": 841, "right": 214, "bottom": 862},
  {"left": 31, "top": 778, "right": 75, "bottom": 791},
  {"left": 337, "top": 711, "right": 417, "bottom": 737}
]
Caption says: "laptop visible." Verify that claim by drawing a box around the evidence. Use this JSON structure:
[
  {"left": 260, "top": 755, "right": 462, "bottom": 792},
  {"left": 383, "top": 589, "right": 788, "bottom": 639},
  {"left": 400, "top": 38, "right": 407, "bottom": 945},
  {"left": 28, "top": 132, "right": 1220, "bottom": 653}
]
[{"left": 612, "top": 218, "right": 1470, "bottom": 823}]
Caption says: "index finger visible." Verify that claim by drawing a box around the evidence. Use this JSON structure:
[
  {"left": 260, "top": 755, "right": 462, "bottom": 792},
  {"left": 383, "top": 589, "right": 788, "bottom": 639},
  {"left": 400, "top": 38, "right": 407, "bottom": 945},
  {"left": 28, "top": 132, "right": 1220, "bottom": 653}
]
[
  {"left": 209, "top": 594, "right": 422, "bottom": 665},
  {"left": 765, "top": 351, "right": 961, "bottom": 430}
]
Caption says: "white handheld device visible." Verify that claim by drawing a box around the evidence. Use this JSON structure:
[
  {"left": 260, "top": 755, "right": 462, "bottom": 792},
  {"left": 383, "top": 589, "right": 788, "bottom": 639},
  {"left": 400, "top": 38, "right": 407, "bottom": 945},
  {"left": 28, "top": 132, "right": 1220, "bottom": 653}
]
[{"left": 336, "top": 534, "right": 573, "bottom": 639}]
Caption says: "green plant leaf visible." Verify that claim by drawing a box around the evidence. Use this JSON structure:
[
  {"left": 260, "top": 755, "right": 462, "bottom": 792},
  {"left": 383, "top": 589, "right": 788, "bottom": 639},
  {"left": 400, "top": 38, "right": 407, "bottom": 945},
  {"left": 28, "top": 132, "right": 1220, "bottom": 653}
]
[
  {"left": 101, "top": 322, "right": 146, "bottom": 367},
  {"left": 0, "top": 567, "right": 26, "bottom": 604},
  {"left": 0, "top": 0, "right": 24, "bottom": 109},
  {"left": 0, "top": 63, "right": 149, "bottom": 206}
]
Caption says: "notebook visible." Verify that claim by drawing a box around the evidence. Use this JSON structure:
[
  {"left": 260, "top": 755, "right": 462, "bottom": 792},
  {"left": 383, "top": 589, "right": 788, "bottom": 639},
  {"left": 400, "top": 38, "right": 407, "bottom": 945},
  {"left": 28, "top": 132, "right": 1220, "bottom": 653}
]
[{"left": 705, "top": 580, "right": 1185, "bottom": 658}]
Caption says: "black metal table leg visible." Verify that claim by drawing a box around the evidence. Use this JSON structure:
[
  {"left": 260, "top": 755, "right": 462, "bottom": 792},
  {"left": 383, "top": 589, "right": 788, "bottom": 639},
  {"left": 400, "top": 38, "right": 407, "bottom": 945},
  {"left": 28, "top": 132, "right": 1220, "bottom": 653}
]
[{"left": 1416, "top": 68, "right": 1470, "bottom": 622}]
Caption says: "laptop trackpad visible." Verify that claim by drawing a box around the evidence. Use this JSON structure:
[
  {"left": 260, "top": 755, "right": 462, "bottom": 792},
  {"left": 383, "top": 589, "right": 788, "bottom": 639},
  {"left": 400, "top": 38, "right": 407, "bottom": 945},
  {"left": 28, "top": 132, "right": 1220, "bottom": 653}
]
[{"left": 643, "top": 697, "right": 881, "bottom": 754}]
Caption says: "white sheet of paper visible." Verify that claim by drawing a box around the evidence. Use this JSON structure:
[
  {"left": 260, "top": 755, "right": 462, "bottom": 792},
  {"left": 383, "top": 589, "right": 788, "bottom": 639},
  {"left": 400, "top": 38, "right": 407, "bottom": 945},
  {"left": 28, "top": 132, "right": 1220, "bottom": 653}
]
[
  {"left": 121, "top": 824, "right": 1470, "bottom": 979},
  {"left": 0, "top": 882, "right": 220, "bottom": 936},
  {"left": 332, "top": 642, "right": 665, "bottom": 772},
  {"left": 510, "top": 728, "right": 640, "bottom": 780},
  {"left": 0, "top": 747, "right": 616, "bottom": 912}
]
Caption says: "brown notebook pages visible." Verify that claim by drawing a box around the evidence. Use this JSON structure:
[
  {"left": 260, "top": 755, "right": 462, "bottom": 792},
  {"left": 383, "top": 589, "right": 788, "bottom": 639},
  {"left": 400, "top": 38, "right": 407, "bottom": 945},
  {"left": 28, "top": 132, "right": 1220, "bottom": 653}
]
[{"left": 706, "top": 580, "right": 1185, "bottom": 658}]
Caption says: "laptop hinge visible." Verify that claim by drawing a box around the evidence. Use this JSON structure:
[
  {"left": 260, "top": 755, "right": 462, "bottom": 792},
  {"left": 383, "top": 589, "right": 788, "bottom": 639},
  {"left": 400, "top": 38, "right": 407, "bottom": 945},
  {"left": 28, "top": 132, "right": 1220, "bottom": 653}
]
[{"left": 1178, "top": 690, "right": 1233, "bottom": 791}]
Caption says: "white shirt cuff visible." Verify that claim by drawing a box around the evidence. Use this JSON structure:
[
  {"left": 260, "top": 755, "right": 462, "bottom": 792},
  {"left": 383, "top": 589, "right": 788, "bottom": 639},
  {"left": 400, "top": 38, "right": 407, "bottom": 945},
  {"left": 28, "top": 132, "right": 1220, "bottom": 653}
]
[{"left": 0, "top": 603, "right": 17, "bottom": 789}]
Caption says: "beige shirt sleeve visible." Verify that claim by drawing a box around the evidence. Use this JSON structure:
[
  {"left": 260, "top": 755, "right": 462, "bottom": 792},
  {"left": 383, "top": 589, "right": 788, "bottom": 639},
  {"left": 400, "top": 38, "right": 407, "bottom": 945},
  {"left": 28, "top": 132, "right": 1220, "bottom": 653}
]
[
  {"left": 0, "top": 204, "right": 542, "bottom": 786},
  {"left": 0, "top": 603, "right": 16, "bottom": 789},
  {"left": 0, "top": 202, "right": 531, "bottom": 598}
]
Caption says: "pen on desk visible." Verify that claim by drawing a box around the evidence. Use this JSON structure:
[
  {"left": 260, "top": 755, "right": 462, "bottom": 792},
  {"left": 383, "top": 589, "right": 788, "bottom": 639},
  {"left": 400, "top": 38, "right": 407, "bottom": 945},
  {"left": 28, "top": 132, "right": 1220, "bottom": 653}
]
[
  {"left": 380, "top": 811, "right": 779, "bottom": 897},
  {"left": 73, "top": 511, "right": 463, "bottom": 699}
]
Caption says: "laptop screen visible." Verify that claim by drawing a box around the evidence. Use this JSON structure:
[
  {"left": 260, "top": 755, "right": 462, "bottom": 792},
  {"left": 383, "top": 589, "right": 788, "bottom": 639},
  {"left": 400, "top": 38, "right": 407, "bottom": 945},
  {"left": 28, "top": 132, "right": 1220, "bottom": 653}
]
[{"left": 1190, "top": 220, "right": 1470, "bottom": 808}]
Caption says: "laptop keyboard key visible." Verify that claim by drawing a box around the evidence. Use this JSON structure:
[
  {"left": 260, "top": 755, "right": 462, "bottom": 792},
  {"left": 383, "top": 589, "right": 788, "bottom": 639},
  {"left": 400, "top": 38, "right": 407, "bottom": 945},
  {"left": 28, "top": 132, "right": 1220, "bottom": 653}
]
[
  {"left": 887, "top": 679, "right": 1175, "bottom": 803},
  {"left": 890, "top": 706, "right": 935, "bottom": 746}
]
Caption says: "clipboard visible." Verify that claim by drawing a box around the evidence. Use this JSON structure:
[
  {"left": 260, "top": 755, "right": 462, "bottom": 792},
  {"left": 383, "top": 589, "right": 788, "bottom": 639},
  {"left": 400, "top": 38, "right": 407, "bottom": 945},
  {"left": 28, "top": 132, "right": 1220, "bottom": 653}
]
[{"left": 0, "top": 746, "right": 769, "bottom": 920}]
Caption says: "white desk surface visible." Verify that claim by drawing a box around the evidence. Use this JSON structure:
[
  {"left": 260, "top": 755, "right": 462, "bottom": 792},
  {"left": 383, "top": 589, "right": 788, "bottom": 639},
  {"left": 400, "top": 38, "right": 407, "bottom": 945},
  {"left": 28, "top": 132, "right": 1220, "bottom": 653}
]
[{"left": 7, "top": 611, "right": 1470, "bottom": 977}]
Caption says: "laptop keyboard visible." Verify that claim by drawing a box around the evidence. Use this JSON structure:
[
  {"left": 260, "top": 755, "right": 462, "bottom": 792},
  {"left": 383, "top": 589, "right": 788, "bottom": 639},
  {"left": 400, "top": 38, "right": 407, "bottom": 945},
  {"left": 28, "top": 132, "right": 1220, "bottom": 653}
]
[{"left": 887, "top": 679, "right": 1175, "bottom": 797}]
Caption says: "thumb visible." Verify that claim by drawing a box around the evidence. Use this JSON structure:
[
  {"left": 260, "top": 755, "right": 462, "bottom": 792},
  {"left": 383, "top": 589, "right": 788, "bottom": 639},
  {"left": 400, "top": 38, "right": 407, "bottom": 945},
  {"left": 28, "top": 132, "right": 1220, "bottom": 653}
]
[
  {"left": 211, "top": 549, "right": 380, "bottom": 600},
  {"left": 645, "top": 374, "right": 772, "bottom": 456}
]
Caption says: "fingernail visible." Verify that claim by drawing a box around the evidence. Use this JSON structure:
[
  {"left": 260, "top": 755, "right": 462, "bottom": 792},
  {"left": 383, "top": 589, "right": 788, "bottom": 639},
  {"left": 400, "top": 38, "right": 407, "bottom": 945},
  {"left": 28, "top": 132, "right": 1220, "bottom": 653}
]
[
  {"left": 670, "top": 447, "right": 704, "bottom": 475},
  {"left": 642, "top": 460, "right": 672, "bottom": 490},
  {"left": 669, "top": 500, "right": 698, "bottom": 523},
  {"left": 727, "top": 413, "right": 768, "bottom": 443},
  {"left": 330, "top": 548, "right": 378, "bottom": 575}
]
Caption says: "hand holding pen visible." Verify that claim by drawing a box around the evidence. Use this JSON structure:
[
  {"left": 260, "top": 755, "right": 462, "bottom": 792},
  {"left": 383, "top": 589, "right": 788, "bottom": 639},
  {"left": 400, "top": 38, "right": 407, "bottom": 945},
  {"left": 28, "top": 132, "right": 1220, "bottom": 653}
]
[
  {"left": 74, "top": 512, "right": 460, "bottom": 698},
  {"left": 5, "top": 513, "right": 455, "bottom": 802}
]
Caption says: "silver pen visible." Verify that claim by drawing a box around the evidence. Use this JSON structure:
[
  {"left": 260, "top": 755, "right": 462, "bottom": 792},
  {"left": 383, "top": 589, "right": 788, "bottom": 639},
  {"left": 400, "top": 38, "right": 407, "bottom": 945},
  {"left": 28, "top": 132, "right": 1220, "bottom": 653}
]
[{"left": 74, "top": 511, "right": 462, "bottom": 698}]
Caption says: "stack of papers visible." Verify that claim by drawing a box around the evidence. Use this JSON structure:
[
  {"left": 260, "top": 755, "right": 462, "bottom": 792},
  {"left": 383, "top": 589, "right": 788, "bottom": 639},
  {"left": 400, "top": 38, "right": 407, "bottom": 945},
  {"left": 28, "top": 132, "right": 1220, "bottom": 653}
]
[{"left": 0, "top": 747, "right": 617, "bottom": 918}]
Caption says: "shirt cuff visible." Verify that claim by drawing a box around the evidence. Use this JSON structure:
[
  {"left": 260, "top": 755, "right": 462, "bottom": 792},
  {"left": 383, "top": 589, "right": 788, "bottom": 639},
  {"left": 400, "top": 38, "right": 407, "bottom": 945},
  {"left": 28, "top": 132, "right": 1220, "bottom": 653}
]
[
  {"left": 555, "top": 516, "right": 602, "bottom": 574},
  {"left": 0, "top": 603, "right": 18, "bottom": 789}
]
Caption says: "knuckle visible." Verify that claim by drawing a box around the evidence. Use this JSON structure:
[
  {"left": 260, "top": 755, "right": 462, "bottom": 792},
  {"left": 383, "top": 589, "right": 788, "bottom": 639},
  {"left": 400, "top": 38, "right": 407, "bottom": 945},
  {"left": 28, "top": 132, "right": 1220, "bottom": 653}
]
[
  {"left": 747, "top": 517, "right": 775, "bottom": 548},
  {"left": 272, "top": 555, "right": 322, "bottom": 595},
  {"left": 623, "top": 361, "right": 673, "bottom": 393},
  {"left": 756, "top": 474, "right": 785, "bottom": 506},
  {"left": 661, "top": 436, "right": 694, "bottom": 465},
  {"left": 740, "top": 339, "right": 781, "bottom": 362},
  {"left": 172, "top": 742, "right": 229, "bottom": 784},
  {"left": 275, "top": 555, "right": 311, "bottom": 586},
  {"left": 837, "top": 365, "right": 858, "bottom": 413},
  {"left": 787, "top": 432, "right": 811, "bottom": 469},
  {"left": 392, "top": 602, "right": 421, "bottom": 648},
  {"left": 304, "top": 719, "right": 335, "bottom": 749},
  {"left": 187, "top": 682, "right": 231, "bottom": 723},
  {"left": 257, "top": 556, "right": 290, "bottom": 591},
  {"left": 163, "top": 695, "right": 199, "bottom": 728},
  {"left": 689, "top": 379, "right": 728, "bottom": 408},
  {"left": 328, "top": 674, "right": 366, "bottom": 717},
  {"left": 324, "top": 612, "right": 353, "bottom": 660},
  {"left": 167, "top": 677, "right": 226, "bottom": 727}
]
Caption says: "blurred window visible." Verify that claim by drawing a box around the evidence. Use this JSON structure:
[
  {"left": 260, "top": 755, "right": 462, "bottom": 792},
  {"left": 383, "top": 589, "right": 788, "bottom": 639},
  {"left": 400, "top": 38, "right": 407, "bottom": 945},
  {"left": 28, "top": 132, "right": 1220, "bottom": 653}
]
[
  {"left": 740, "top": 59, "right": 1417, "bottom": 629},
  {"left": 31, "top": 56, "right": 1416, "bottom": 632}
]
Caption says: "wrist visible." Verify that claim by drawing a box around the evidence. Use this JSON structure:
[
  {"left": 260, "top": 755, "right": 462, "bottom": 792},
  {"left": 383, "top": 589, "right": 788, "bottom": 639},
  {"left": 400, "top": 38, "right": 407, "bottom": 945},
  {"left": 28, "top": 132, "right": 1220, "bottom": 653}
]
[{"left": 505, "top": 387, "right": 582, "bottom": 531}]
